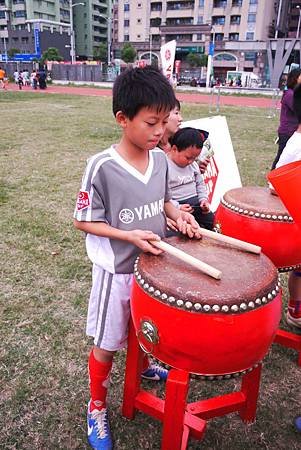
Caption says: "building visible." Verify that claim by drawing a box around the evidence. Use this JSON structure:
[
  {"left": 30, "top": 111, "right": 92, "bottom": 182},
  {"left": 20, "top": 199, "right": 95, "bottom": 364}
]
[
  {"left": 73, "top": 0, "right": 110, "bottom": 60},
  {"left": 0, "top": 0, "right": 111, "bottom": 62},
  {"left": 112, "top": 0, "right": 280, "bottom": 82}
]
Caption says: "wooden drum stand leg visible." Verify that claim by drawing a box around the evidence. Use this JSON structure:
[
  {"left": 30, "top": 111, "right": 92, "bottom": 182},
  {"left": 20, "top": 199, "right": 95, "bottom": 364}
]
[
  {"left": 122, "top": 318, "right": 144, "bottom": 419},
  {"left": 161, "top": 369, "right": 189, "bottom": 450},
  {"left": 239, "top": 363, "right": 262, "bottom": 422},
  {"left": 274, "top": 329, "right": 301, "bottom": 366}
]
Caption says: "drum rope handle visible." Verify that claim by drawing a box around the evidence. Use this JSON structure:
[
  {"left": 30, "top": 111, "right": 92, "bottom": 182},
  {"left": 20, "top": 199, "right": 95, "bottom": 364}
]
[
  {"left": 150, "top": 240, "right": 222, "bottom": 279},
  {"left": 198, "top": 227, "right": 261, "bottom": 254}
]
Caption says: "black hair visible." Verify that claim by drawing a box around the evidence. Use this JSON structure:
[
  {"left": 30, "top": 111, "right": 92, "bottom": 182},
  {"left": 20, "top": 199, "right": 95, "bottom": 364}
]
[
  {"left": 286, "top": 68, "right": 301, "bottom": 90},
  {"left": 175, "top": 98, "right": 181, "bottom": 110},
  {"left": 170, "top": 127, "right": 209, "bottom": 151},
  {"left": 112, "top": 66, "right": 176, "bottom": 119},
  {"left": 293, "top": 84, "right": 301, "bottom": 123}
]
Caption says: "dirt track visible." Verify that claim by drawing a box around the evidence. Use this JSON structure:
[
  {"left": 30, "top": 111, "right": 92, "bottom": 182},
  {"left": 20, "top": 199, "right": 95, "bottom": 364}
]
[{"left": 5, "top": 82, "right": 278, "bottom": 109}]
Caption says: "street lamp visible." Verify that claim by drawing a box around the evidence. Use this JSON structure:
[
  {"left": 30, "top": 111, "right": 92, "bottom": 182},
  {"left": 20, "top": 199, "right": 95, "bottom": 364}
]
[
  {"left": 206, "top": 25, "right": 215, "bottom": 89},
  {"left": 99, "top": 14, "right": 112, "bottom": 65},
  {"left": 296, "top": 5, "right": 301, "bottom": 39},
  {"left": 69, "top": 0, "right": 84, "bottom": 64}
]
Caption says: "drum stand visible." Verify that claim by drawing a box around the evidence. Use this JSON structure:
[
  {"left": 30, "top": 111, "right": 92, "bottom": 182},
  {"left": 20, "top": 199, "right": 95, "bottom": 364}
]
[
  {"left": 122, "top": 319, "right": 262, "bottom": 450},
  {"left": 274, "top": 328, "right": 301, "bottom": 366}
]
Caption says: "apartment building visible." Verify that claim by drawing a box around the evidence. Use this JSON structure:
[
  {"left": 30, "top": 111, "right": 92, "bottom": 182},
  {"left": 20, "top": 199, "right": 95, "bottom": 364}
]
[
  {"left": 0, "top": 0, "right": 72, "bottom": 59},
  {"left": 112, "top": 0, "right": 279, "bottom": 81},
  {"left": 73, "top": 0, "right": 109, "bottom": 59},
  {"left": 0, "top": 0, "right": 111, "bottom": 61}
]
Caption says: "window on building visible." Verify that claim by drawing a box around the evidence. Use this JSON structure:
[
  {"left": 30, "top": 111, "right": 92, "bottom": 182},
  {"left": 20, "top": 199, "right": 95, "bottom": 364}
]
[
  {"left": 249, "top": 0, "right": 257, "bottom": 4},
  {"left": 150, "top": 2, "right": 162, "bottom": 12},
  {"left": 230, "top": 15, "right": 241, "bottom": 24},
  {"left": 13, "top": 37, "right": 19, "bottom": 42},
  {"left": 150, "top": 17, "right": 161, "bottom": 26},
  {"left": 244, "top": 51, "right": 256, "bottom": 61},
  {"left": 124, "top": 19, "right": 129, "bottom": 27},
  {"left": 167, "top": 1, "right": 194, "bottom": 10},
  {"left": 137, "top": 2, "right": 142, "bottom": 7},
  {"left": 13, "top": 10, "right": 26, "bottom": 18},
  {"left": 124, "top": 4, "right": 130, "bottom": 11},
  {"left": 196, "top": 33, "right": 203, "bottom": 40},
  {"left": 232, "top": 0, "right": 242, "bottom": 6},
  {"left": 166, "top": 17, "right": 193, "bottom": 26},
  {"left": 21, "top": 37, "right": 28, "bottom": 42},
  {"left": 246, "top": 32, "right": 254, "bottom": 40},
  {"left": 197, "top": 16, "right": 203, "bottom": 24},
  {"left": 229, "top": 32, "right": 239, "bottom": 40},
  {"left": 213, "top": 1, "right": 227, "bottom": 7},
  {"left": 0, "top": 11, "right": 5, "bottom": 18},
  {"left": 247, "top": 13, "right": 256, "bottom": 23},
  {"left": 215, "top": 33, "right": 224, "bottom": 41},
  {"left": 124, "top": 35, "right": 129, "bottom": 41},
  {"left": 199, "top": 0, "right": 204, "bottom": 6},
  {"left": 212, "top": 16, "right": 225, "bottom": 25}
]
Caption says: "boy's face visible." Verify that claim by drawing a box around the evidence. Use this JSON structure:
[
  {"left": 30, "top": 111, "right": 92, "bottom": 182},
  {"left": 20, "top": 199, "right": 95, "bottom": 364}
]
[
  {"left": 170, "top": 145, "right": 201, "bottom": 168},
  {"left": 166, "top": 106, "right": 183, "bottom": 136},
  {"left": 117, "top": 107, "right": 170, "bottom": 151}
]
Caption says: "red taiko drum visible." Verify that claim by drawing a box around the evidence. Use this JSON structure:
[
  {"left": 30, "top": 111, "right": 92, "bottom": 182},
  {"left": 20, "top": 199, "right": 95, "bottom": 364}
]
[
  {"left": 131, "top": 236, "right": 281, "bottom": 378},
  {"left": 215, "top": 186, "right": 301, "bottom": 272}
]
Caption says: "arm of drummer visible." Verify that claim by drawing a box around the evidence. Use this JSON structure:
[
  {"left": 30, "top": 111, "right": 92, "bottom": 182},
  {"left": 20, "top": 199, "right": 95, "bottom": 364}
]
[
  {"left": 164, "top": 201, "right": 202, "bottom": 239},
  {"left": 73, "top": 220, "right": 163, "bottom": 255}
]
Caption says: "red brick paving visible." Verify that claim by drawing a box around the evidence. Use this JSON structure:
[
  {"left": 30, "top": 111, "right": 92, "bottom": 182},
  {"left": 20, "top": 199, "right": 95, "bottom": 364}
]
[{"left": 5, "top": 82, "right": 277, "bottom": 109}]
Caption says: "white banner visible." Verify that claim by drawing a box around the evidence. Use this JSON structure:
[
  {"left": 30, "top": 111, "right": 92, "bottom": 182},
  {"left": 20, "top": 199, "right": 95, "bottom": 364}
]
[
  {"left": 181, "top": 116, "right": 242, "bottom": 211},
  {"left": 160, "top": 40, "right": 176, "bottom": 81}
]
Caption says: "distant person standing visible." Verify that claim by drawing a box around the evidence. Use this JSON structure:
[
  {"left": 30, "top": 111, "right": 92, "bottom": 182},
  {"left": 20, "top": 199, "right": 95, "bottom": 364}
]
[
  {"left": 0, "top": 66, "right": 6, "bottom": 89},
  {"left": 38, "top": 67, "right": 47, "bottom": 89},
  {"left": 17, "top": 71, "right": 23, "bottom": 90},
  {"left": 271, "top": 68, "right": 301, "bottom": 169}
]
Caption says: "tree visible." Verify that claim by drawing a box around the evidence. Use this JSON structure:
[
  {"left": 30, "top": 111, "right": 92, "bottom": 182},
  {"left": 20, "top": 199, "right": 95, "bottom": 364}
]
[
  {"left": 93, "top": 43, "right": 107, "bottom": 62},
  {"left": 186, "top": 52, "right": 208, "bottom": 68},
  {"left": 7, "top": 48, "right": 20, "bottom": 59},
  {"left": 40, "top": 47, "right": 63, "bottom": 63},
  {"left": 121, "top": 43, "right": 137, "bottom": 63}
]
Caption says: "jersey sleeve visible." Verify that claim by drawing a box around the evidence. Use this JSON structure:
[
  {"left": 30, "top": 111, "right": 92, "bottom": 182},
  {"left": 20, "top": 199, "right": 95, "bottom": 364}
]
[{"left": 74, "top": 158, "right": 107, "bottom": 222}]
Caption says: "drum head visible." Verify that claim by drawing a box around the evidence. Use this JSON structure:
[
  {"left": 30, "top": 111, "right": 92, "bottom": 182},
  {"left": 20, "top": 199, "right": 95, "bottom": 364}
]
[
  {"left": 136, "top": 235, "right": 278, "bottom": 312},
  {"left": 223, "top": 186, "right": 292, "bottom": 218}
]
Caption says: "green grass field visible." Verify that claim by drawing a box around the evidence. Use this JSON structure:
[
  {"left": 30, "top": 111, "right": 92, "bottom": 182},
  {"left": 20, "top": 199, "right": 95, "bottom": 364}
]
[{"left": 0, "top": 91, "right": 300, "bottom": 449}]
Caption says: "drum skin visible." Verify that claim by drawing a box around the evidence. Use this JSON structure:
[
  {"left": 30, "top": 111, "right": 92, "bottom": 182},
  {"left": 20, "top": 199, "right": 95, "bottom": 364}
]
[
  {"left": 131, "top": 236, "right": 281, "bottom": 376},
  {"left": 215, "top": 186, "right": 301, "bottom": 271}
]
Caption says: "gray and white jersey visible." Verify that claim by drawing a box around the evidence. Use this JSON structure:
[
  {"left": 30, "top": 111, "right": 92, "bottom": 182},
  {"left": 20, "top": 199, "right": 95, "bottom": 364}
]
[
  {"left": 167, "top": 158, "right": 208, "bottom": 203},
  {"left": 74, "top": 146, "right": 171, "bottom": 274}
]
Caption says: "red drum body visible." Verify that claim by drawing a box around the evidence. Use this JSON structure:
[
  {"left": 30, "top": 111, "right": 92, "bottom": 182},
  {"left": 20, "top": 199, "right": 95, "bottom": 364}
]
[
  {"left": 215, "top": 186, "right": 301, "bottom": 272},
  {"left": 131, "top": 236, "right": 281, "bottom": 377}
]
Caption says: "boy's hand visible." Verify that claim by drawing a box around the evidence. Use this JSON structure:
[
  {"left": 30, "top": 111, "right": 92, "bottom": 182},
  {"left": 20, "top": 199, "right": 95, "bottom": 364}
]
[
  {"left": 128, "top": 230, "right": 163, "bottom": 255},
  {"left": 179, "top": 203, "right": 193, "bottom": 213},
  {"left": 166, "top": 217, "right": 178, "bottom": 232},
  {"left": 200, "top": 199, "right": 210, "bottom": 213},
  {"left": 176, "top": 212, "right": 202, "bottom": 239}
]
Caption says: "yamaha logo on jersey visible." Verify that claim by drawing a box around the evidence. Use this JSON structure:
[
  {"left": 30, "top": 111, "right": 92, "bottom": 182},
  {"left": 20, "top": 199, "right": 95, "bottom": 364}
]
[
  {"left": 119, "top": 199, "right": 164, "bottom": 224},
  {"left": 119, "top": 209, "right": 135, "bottom": 224}
]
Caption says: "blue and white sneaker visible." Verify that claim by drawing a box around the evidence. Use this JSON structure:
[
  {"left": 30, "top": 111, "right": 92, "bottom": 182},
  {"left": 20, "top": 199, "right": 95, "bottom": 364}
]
[
  {"left": 294, "top": 416, "right": 301, "bottom": 432},
  {"left": 87, "top": 402, "right": 113, "bottom": 450},
  {"left": 141, "top": 363, "right": 168, "bottom": 381}
]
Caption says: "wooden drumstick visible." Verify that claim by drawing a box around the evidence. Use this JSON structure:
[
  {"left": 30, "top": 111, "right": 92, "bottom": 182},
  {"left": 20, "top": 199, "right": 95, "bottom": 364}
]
[
  {"left": 149, "top": 240, "right": 222, "bottom": 280},
  {"left": 198, "top": 227, "right": 261, "bottom": 254}
]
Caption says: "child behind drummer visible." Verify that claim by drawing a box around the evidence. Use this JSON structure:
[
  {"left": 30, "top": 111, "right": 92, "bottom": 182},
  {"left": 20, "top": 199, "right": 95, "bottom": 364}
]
[
  {"left": 275, "top": 84, "right": 301, "bottom": 329},
  {"left": 167, "top": 127, "right": 214, "bottom": 230},
  {"left": 73, "top": 66, "right": 201, "bottom": 450}
]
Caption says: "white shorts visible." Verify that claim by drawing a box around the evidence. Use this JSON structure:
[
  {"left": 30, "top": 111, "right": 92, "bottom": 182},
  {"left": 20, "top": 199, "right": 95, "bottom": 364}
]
[{"left": 86, "top": 264, "right": 133, "bottom": 351}]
